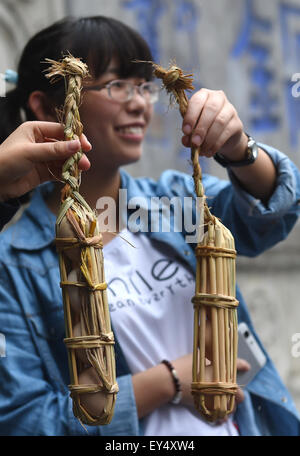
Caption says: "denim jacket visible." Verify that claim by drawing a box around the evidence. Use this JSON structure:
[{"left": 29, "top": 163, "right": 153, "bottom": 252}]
[{"left": 0, "top": 143, "right": 299, "bottom": 436}]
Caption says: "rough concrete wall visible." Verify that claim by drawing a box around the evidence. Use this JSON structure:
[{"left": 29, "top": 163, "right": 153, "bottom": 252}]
[
  {"left": 0, "top": 0, "right": 299, "bottom": 413},
  {"left": 0, "top": 0, "right": 65, "bottom": 71}
]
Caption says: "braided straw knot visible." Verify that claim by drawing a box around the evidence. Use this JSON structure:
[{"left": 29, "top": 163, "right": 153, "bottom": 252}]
[
  {"left": 45, "top": 55, "right": 89, "bottom": 138},
  {"left": 152, "top": 63, "right": 194, "bottom": 117},
  {"left": 153, "top": 64, "right": 194, "bottom": 94},
  {"left": 64, "top": 82, "right": 83, "bottom": 139},
  {"left": 45, "top": 55, "right": 90, "bottom": 81},
  {"left": 45, "top": 55, "right": 91, "bottom": 192},
  {"left": 155, "top": 65, "right": 183, "bottom": 89}
]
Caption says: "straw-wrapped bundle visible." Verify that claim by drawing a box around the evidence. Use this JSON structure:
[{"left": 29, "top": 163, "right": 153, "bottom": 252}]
[
  {"left": 152, "top": 63, "right": 239, "bottom": 422},
  {"left": 45, "top": 55, "right": 118, "bottom": 426}
]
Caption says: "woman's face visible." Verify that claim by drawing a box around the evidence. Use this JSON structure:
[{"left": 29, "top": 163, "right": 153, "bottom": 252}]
[{"left": 79, "top": 59, "right": 154, "bottom": 172}]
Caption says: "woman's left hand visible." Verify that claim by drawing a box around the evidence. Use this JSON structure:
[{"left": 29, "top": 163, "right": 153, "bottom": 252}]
[
  {"left": 181, "top": 88, "right": 248, "bottom": 161},
  {"left": 0, "top": 121, "right": 92, "bottom": 201}
]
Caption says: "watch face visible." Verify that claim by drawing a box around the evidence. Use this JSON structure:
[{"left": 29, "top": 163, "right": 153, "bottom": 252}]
[
  {"left": 248, "top": 138, "right": 256, "bottom": 148},
  {"left": 247, "top": 138, "right": 258, "bottom": 159}
]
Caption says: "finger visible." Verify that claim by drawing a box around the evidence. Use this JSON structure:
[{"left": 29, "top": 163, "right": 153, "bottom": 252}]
[
  {"left": 211, "top": 117, "right": 243, "bottom": 157},
  {"left": 44, "top": 134, "right": 92, "bottom": 154},
  {"left": 78, "top": 153, "right": 91, "bottom": 171},
  {"left": 237, "top": 358, "right": 251, "bottom": 371},
  {"left": 181, "top": 135, "right": 215, "bottom": 158},
  {"left": 29, "top": 139, "right": 85, "bottom": 163},
  {"left": 181, "top": 135, "right": 191, "bottom": 148},
  {"left": 35, "top": 152, "right": 91, "bottom": 186},
  {"left": 28, "top": 121, "right": 92, "bottom": 152},
  {"left": 182, "top": 89, "right": 209, "bottom": 137},
  {"left": 38, "top": 154, "right": 90, "bottom": 185},
  {"left": 28, "top": 121, "right": 66, "bottom": 142},
  {"left": 190, "top": 91, "right": 226, "bottom": 147},
  {"left": 200, "top": 106, "right": 235, "bottom": 155},
  {"left": 236, "top": 387, "right": 245, "bottom": 404},
  {"left": 79, "top": 134, "right": 92, "bottom": 152}
]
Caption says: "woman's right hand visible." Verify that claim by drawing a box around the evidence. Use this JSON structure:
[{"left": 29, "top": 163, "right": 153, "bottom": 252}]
[
  {"left": 172, "top": 353, "right": 205, "bottom": 408},
  {"left": 172, "top": 353, "right": 250, "bottom": 409}
]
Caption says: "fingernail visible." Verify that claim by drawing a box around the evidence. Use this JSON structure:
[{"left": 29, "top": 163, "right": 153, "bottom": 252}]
[
  {"left": 242, "top": 361, "right": 251, "bottom": 370},
  {"left": 183, "top": 124, "right": 192, "bottom": 135},
  {"left": 191, "top": 134, "right": 201, "bottom": 146},
  {"left": 68, "top": 140, "right": 80, "bottom": 152},
  {"left": 82, "top": 134, "right": 92, "bottom": 148}
]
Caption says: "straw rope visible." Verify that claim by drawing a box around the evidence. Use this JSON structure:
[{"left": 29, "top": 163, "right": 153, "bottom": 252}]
[
  {"left": 45, "top": 55, "right": 118, "bottom": 426},
  {"left": 151, "top": 62, "right": 239, "bottom": 422},
  {"left": 60, "top": 280, "right": 107, "bottom": 291},
  {"left": 191, "top": 382, "right": 238, "bottom": 395},
  {"left": 192, "top": 294, "right": 239, "bottom": 310}
]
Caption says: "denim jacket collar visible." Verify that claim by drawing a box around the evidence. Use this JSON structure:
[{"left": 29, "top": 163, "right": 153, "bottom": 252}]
[
  {"left": 10, "top": 171, "right": 137, "bottom": 251},
  {"left": 10, "top": 183, "right": 56, "bottom": 251},
  {"left": 11, "top": 169, "right": 195, "bottom": 261}
]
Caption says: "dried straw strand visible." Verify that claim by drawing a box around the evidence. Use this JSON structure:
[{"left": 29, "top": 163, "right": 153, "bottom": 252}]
[
  {"left": 45, "top": 54, "right": 118, "bottom": 426},
  {"left": 151, "top": 61, "right": 239, "bottom": 422}
]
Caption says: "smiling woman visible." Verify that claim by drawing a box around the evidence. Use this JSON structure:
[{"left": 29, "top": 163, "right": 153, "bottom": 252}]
[
  {"left": 0, "top": 15, "right": 300, "bottom": 437},
  {"left": 83, "top": 79, "right": 160, "bottom": 104},
  {"left": 74, "top": 56, "right": 154, "bottom": 183}
]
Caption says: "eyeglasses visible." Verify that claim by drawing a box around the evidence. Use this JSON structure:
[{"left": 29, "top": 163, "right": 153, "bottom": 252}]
[{"left": 83, "top": 79, "right": 160, "bottom": 104}]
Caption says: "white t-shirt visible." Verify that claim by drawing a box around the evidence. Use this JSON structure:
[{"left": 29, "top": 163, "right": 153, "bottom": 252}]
[{"left": 103, "top": 230, "right": 239, "bottom": 436}]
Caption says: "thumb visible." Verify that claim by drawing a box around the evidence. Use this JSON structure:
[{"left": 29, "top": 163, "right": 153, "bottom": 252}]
[
  {"left": 30, "top": 139, "right": 83, "bottom": 163},
  {"left": 237, "top": 358, "right": 251, "bottom": 372}
]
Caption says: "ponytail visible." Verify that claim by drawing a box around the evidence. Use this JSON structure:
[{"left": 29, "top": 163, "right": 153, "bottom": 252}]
[{"left": 0, "top": 88, "right": 23, "bottom": 144}]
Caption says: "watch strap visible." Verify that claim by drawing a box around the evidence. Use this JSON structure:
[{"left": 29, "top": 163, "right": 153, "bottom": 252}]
[{"left": 213, "top": 135, "right": 258, "bottom": 168}]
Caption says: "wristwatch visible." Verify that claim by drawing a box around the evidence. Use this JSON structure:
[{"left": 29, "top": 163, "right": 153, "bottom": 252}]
[{"left": 213, "top": 134, "right": 258, "bottom": 168}]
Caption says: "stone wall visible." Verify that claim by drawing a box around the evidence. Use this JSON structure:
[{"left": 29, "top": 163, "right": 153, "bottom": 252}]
[
  {"left": 0, "top": 0, "right": 65, "bottom": 70},
  {"left": 0, "top": 0, "right": 299, "bottom": 412}
]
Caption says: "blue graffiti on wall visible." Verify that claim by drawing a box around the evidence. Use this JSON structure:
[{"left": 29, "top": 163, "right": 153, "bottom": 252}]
[
  {"left": 279, "top": 4, "right": 300, "bottom": 147},
  {"left": 173, "top": 1, "right": 199, "bottom": 73},
  {"left": 123, "top": 0, "right": 199, "bottom": 64},
  {"left": 122, "top": 0, "right": 203, "bottom": 169},
  {"left": 231, "top": 0, "right": 280, "bottom": 134},
  {"left": 122, "top": 0, "right": 167, "bottom": 62}
]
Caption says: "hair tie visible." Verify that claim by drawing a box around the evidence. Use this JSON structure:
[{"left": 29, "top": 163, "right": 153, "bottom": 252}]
[{"left": 5, "top": 69, "right": 18, "bottom": 85}]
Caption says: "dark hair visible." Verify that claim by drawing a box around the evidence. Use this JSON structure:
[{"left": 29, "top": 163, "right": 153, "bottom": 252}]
[{"left": 0, "top": 16, "right": 153, "bottom": 143}]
